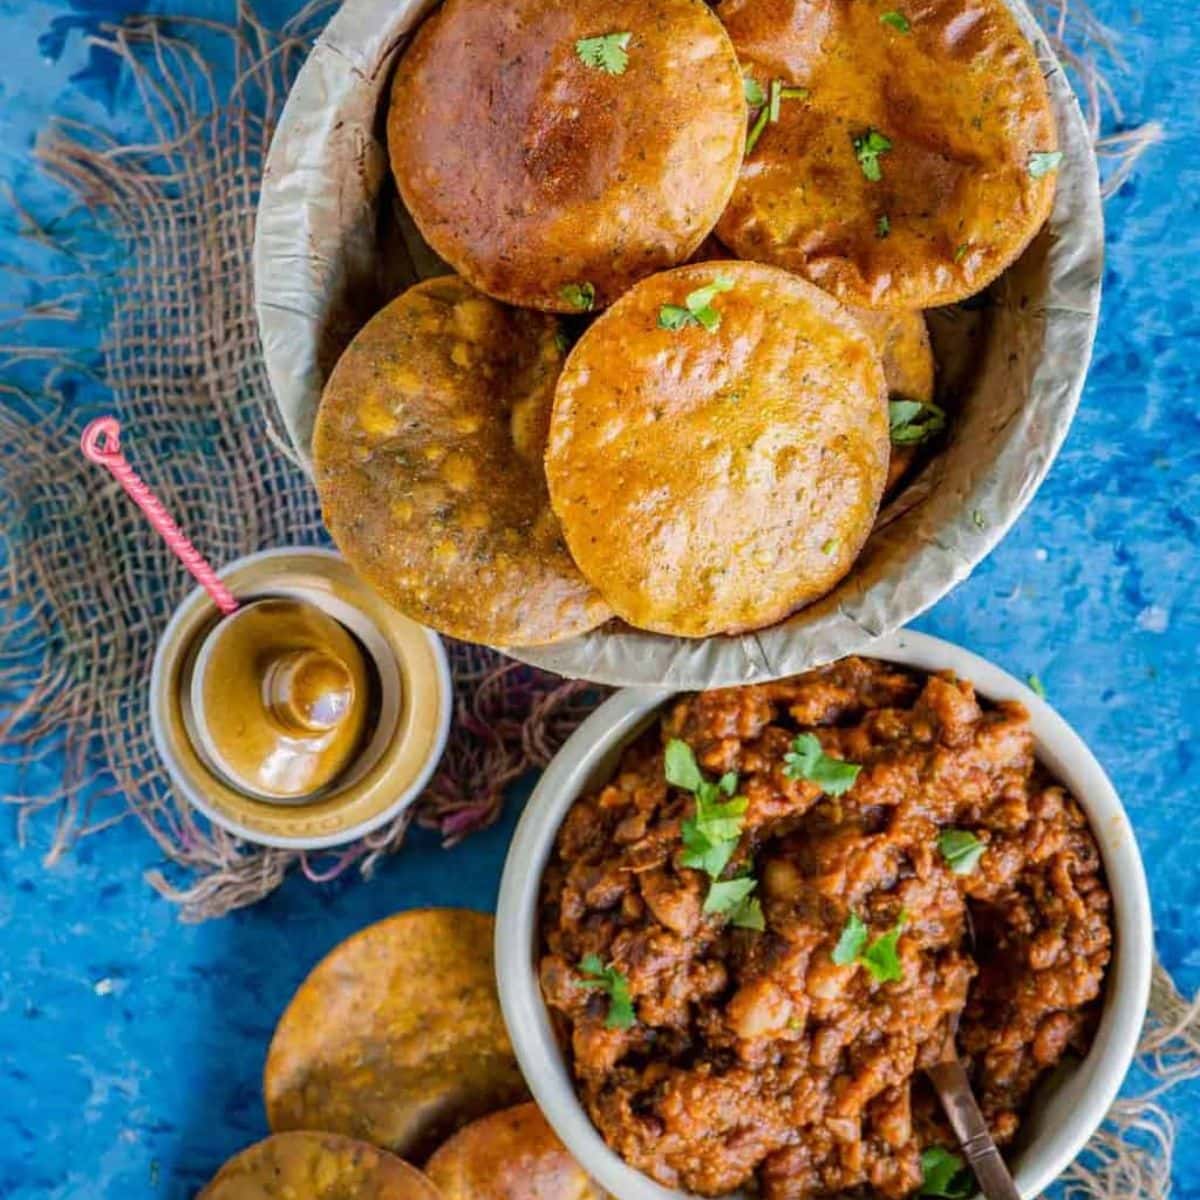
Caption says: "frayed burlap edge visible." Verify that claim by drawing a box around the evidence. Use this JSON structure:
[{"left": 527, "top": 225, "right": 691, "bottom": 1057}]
[{"left": 0, "top": 3, "right": 1187, "bottom": 1192}]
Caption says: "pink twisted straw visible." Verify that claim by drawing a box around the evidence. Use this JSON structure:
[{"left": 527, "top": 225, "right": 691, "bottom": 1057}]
[{"left": 80, "top": 416, "right": 240, "bottom": 615}]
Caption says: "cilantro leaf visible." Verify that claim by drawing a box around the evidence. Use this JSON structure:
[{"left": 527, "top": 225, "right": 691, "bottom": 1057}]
[
  {"left": 971, "top": 509, "right": 986, "bottom": 530},
  {"left": 919, "top": 1147, "right": 974, "bottom": 1199},
  {"left": 575, "top": 32, "right": 631, "bottom": 76},
  {"left": 833, "top": 911, "right": 907, "bottom": 981},
  {"left": 938, "top": 829, "right": 986, "bottom": 876},
  {"left": 718, "top": 771, "right": 739, "bottom": 796},
  {"left": 560, "top": 282, "right": 595, "bottom": 311},
  {"left": 832, "top": 912, "right": 868, "bottom": 965},
  {"left": 1028, "top": 673, "right": 1047, "bottom": 699},
  {"left": 880, "top": 10, "right": 911, "bottom": 32},
  {"left": 860, "top": 911, "right": 907, "bottom": 983},
  {"left": 767, "top": 77, "right": 782, "bottom": 123},
  {"left": 1028, "top": 150, "right": 1064, "bottom": 179},
  {"left": 730, "top": 893, "right": 765, "bottom": 930},
  {"left": 743, "top": 75, "right": 765, "bottom": 106},
  {"left": 876, "top": 213, "right": 890, "bottom": 239},
  {"left": 684, "top": 275, "right": 734, "bottom": 313},
  {"left": 703, "top": 874, "right": 757, "bottom": 916},
  {"left": 681, "top": 825, "right": 738, "bottom": 878},
  {"left": 782, "top": 733, "right": 861, "bottom": 796},
  {"left": 575, "top": 955, "right": 635, "bottom": 1029},
  {"left": 853, "top": 128, "right": 893, "bottom": 182},
  {"left": 888, "top": 399, "right": 946, "bottom": 446},
  {"left": 664, "top": 738, "right": 704, "bottom": 791},
  {"left": 659, "top": 274, "right": 734, "bottom": 333}
]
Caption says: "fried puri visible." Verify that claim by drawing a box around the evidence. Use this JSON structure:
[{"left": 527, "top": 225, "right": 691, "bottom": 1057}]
[
  {"left": 312, "top": 276, "right": 610, "bottom": 646},
  {"left": 546, "top": 261, "right": 889, "bottom": 637},
  {"left": 264, "top": 909, "right": 528, "bottom": 1162},
  {"left": 848, "top": 306, "right": 936, "bottom": 492},
  {"left": 388, "top": 0, "right": 745, "bottom": 312},
  {"left": 426, "top": 1103, "right": 603, "bottom": 1200},
  {"left": 716, "top": 0, "right": 1059, "bottom": 309},
  {"left": 198, "top": 1133, "right": 441, "bottom": 1200}
]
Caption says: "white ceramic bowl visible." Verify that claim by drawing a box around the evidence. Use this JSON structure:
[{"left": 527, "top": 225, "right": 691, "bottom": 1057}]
[{"left": 495, "top": 629, "right": 1152, "bottom": 1200}]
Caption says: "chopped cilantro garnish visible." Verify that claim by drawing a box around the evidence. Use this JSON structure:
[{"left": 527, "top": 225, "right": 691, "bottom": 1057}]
[
  {"left": 768, "top": 77, "right": 783, "bottom": 123},
  {"left": 831, "top": 911, "right": 868, "bottom": 965},
  {"left": 953, "top": 243, "right": 969, "bottom": 263},
  {"left": 1028, "top": 150, "right": 1065, "bottom": 179},
  {"left": 938, "top": 829, "right": 986, "bottom": 875},
  {"left": 553, "top": 327, "right": 571, "bottom": 354},
  {"left": 575, "top": 954, "right": 635, "bottom": 1028},
  {"left": 657, "top": 274, "right": 733, "bottom": 333},
  {"left": 889, "top": 399, "right": 947, "bottom": 445},
  {"left": 821, "top": 537, "right": 839, "bottom": 555},
  {"left": 833, "top": 911, "right": 909, "bottom": 980},
  {"left": 853, "top": 128, "right": 893, "bottom": 181},
  {"left": 560, "top": 282, "right": 595, "bottom": 311},
  {"left": 703, "top": 874, "right": 757, "bottom": 916},
  {"left": 667, "top": 738, "right": 764, "bottom": 930},
  {"left": 847, "top": 911, "right": 908, "bottom": 983},
  {"left": 782, "top": 733, "right": 860, "bottom": 796},
  {"left": 971, "top": 509, "right": 986, "bottom": 530},
  {"left": 744, "top": 79, "right": 808, "bottom": 156},
  {"left": 919, "top": 1147, "right": 974, "bottom": 1199},
  {"left": 665, "top": 737, "right": 704, "bottom": 791},
  {"left": 1028, "top": 673, "right": 1047, "bottom": 699},
  {"left": 880, "top": 10, "right": 911, "bottom": 32},
  {"left": 876, "top": 213, "right": 891, "bottom": 239},
  {"left": 575, "top": 32, "right": 631, "bottom": 76}
]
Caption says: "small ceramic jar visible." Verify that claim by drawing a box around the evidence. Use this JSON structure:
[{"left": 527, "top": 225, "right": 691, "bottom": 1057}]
[{"left": 150, "top": 547, "right": 452, "bottom": 849}]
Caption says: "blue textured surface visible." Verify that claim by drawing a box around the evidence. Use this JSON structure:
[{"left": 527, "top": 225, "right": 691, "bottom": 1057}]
[{"left": 1, "top": 2, "right": 1198, "bottom": 1198}]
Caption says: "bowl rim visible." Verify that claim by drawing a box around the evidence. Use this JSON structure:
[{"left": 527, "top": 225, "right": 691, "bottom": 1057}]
[
  {"left": 149, "top": 546, "right": 454, "bottom": 850},
  {"left": 494, "top": 628, "right": 1153, "bottom": 1200}
]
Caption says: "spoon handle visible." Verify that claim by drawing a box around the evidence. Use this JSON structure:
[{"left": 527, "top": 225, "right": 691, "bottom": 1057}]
[
  {"left": 926, "top": 1059, "right": 1023, "bottom": 1200},
  {"left": 81, "top": 416, "right": 239, "bottom": 615}
]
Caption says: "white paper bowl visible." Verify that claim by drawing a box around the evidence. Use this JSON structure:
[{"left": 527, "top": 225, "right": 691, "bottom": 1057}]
[
  {"left": 254, "top": 0, "right": 1105, "bottom": 689},
  {"left": 495, "top": 629, "right": 1152, "bottom": 1200}
]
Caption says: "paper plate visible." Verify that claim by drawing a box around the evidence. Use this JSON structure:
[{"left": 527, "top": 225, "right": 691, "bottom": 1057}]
[{"left": 253, "top": 0, "right": 1103, "bottom": 687}]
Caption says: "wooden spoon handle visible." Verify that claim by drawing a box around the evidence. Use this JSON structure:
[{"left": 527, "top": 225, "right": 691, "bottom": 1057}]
[{"left": 926, "top": 1059, "right": 1024, "bottom": 1200}]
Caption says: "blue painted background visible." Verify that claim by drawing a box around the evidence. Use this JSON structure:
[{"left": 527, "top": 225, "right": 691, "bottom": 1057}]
[{"left": 0, "top": 1, "right": 1197, "bottom": 1197}]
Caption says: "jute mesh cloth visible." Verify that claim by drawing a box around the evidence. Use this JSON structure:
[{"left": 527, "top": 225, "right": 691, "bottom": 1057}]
[{"left": 0, "top": 0, "right": 1188, "bottom": 1190}]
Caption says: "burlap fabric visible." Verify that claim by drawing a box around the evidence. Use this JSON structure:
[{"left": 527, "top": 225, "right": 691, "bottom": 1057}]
[{"left": 0, "top": 0, "right": 1187, "bottom": 1190}]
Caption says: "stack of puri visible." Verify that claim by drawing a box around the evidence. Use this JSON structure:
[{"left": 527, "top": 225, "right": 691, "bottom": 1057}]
[
  {"left": 197, "top": 909, "right": 602, "bottom": 1199},
  {"left": 312, "top": 0, "right": 1060, "bottom": 645}
]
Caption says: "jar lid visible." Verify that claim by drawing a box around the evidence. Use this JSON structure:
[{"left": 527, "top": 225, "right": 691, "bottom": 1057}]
[{"left": 190, "top": 597, "right": 372, "bottom": 801}]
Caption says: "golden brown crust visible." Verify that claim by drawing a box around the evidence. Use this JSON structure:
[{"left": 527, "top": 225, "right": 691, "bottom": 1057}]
[
  {"left": 846, "top": 306, "right": 935, "bottom": 493},
  {"left": 715, "top": 0, "right": 1059, "bottom": 309},
  {"left": 198, "top": 1132, "right": 442, "bottom": 1200},
  {"left": 388, "top": 0, "right": 746, "bottom": 312},
  {"left": 425, "top": 1103, "right": 603, "bottom": 1200},
  {"left": 313, "top": 276, "right": 611, "bottom": 647},
  {"left": 546, "top": 261, "right": 888, "bottom": 637},
  {"left": 264, "top": 909, "right": 527, "bottom": 1162}
]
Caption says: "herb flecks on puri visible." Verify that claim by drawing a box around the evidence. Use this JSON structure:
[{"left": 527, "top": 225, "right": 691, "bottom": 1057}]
[
  {"left": 889, "top": 399, "right": 946, "bottom": 445},
  {"left": 744, "top": 77, "right": 809, "bottom": 156},
  {"left": 658, "top": 274, "right": 734, "bottom": 333},
  {"left": 853, "top": 128, "right": 893, "bottom": 181},
  {"left": 575, "top": 32, "right": 631, "bottom": 76}
]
